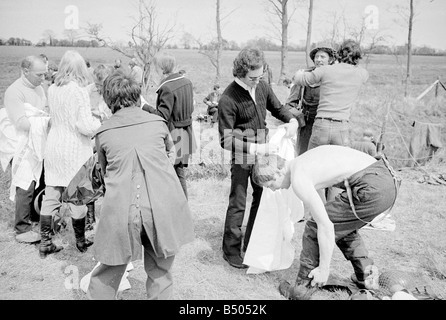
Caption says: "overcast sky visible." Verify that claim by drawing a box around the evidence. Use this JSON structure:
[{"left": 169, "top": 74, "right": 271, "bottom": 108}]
[{"left": 1, "top": 0, "right": 445, "bottom": 49}]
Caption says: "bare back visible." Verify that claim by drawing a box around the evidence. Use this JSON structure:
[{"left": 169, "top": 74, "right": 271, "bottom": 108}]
[{"left": 289, "top": 145, "right": 377, "bottom": 190}]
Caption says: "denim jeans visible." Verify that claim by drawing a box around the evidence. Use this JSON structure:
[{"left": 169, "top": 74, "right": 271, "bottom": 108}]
[
  {"left": 297, "top": 158, "right": 398, "bottom": 282},
  {"left": 307, "top": 118, "right": 350, "bottom": 150},
  {"left": 222, "top": 163, "right": 263, "bottom": 258}
]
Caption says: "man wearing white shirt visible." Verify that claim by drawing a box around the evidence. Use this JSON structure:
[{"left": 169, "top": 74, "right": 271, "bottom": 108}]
[
  {"left": 3, "top": 55, "right": 48, "bottom": 243},
  {"left": 218, "top": 47, "right": 299, "bottom": 268}
]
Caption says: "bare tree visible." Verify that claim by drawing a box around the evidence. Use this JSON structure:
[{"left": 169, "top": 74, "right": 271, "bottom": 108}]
[
  {"left": 198, "top": 0, "right": 237, "bottom": 83},
  {"left": 86, "top": 0, "right": 175, "bottom": 95},
  {"left": 265, "top": 0, "right": 299, "bottom": 84},
  {"left": 63, "top": 29, "right": 79, "bottom": 46},
  {"left": 405, "top": 0, "right": 414, "bottom": 97},
  {"left": 42, "top": 29, "right": 56, "bottom": 46},
  {"left": 305, "top": 0, "right": 314, "bottom": 67}
]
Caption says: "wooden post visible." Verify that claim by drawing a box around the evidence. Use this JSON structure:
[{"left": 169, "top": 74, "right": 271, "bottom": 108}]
[
  {"left": 416, "top": 80, "right": 439, "bottom": 100},
  {"left": 376, "top": 101, "right": 391, "bottom": 155},
  {"left": 435, "top": 76, "right": 440, "bottom": 98}
]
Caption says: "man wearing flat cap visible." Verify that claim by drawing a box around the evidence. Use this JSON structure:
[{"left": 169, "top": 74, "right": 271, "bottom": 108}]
[{"left": 285, "top": 46, "right": 337, "bottom": 155}]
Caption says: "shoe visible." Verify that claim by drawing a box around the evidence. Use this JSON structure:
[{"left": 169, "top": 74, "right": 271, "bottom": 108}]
[
  {"left": 349, "top": 289, "right": 377, "bottom": 300},
  {"left": 223, "top": 253, "right": 248, "bottom": 269},
  {"left": 39, "top": 215, "right": 63, "bottom": 258},
  {"left": 72, "top": 217, "right": 94, "bottom": 253},
  {"left": 279, "top": 279, "right": 317, "bottom": 300},
  {"left": 15, "top": 230, "right": 41, "bottom": 243},
  {"left": 351, "top": 273, "right": 366, "bottom": 289}
]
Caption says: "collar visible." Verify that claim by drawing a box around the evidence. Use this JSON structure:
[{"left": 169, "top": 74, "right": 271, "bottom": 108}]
[
  {"left": 234, "top": 77, "right": 251, "bottom": 91},
  {"left": 156, "top": 73, "right": 185, "bottom": 93},
  {"left": 21, "top": 74, "right": 37, "bottom": 89},
  {"left": 96, "top": 106, "right": 165, "bottom": 136}
]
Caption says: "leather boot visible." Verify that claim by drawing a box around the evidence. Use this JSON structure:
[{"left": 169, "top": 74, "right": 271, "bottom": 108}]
[
  {"left": 85, "top": 202, "right": 95, "bottom": 231},
  {"left": 279, "top": 278, "right": 318, "bottom": 300},
  {"left": 72, "top": 217, "right": 93, "bottom": 253},
  {"left": 39, "top": 215, "right": 63, "bottom": 259}
]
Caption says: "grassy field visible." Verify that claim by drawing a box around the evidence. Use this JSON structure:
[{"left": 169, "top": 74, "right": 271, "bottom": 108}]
[{"left": 0, "top": 46, "right": 445, "bottom": 301}]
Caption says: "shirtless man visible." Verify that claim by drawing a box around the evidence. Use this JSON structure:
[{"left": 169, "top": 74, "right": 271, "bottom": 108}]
[{"left": 253, "top": 145, "right": 400, "bottom": 300}]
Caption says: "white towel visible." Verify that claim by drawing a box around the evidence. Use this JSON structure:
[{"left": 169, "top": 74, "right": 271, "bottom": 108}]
[
  {"left": 9, "top": 103, "right": 49, "bottom": 201},
  {"left": 243, "top": 128, "right": 304, "bottom": 274}
]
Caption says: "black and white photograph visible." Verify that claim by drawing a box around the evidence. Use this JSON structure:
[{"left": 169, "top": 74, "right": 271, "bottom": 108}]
[{"left": 0, "top": 0, "right": 445, "bottom": 306}]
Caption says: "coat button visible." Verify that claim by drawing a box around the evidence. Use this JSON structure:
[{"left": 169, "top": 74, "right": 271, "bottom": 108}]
[
  {"left": 136, "top": 185, "right": 140, "bottom": 189},
  {"left": 136, "top": 194, "right": 140, "bottom": 199},
  {"left": 136, "top": 204, "right": 139, "bottom": 208}
]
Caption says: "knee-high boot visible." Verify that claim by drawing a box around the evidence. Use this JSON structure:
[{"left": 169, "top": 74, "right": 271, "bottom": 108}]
[
  {"left": 72, "top": 217, "right": 94, "bottom": 253},
  {"left": 85, "top": 202, "right": 95, "bottom": 231},
  {"left": 39, "top": 215, "right": 63, "bottom": 259}
]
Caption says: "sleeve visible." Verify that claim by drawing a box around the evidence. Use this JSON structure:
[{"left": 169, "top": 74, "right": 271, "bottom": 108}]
[
  {"left": 285, "top": 84, "right": 302, "bottom": 106},
  {"left": 95, "top": 134, "right": 107, "bottom": 176},
  {"left": 164, "top": 130, "right": 176, "bottom": 165},
  {"left": 294, "top": 67, "right": 324, "bottom": 88},
  {"left": 145, "top": 86, "right": 174, "bottom": 121},
  {"left": 75, "top": 87, "right": 101, "bottom": 137},
  {"left": 218, "top": 95, "right": 250, "bottom": 154},
  {"left": 4, "top": 87, "right": 30, "bottom": 132}
]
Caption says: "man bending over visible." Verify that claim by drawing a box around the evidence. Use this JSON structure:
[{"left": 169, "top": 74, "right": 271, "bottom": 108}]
[{"left": 253, "top": 145, "right": 400, "bottom": 300}]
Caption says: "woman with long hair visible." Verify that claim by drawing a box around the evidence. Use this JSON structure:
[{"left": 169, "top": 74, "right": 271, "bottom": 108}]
[{"left": 39, "top": 50, "right": 101, "bottom": 258}]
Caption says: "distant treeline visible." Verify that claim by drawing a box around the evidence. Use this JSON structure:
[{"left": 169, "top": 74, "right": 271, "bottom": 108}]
[
  {"left": 1, "top": 36, "right": 445, "bottom": 56},
  {"left": 0, "top": 37, "right": 100, "bottom": 48}
]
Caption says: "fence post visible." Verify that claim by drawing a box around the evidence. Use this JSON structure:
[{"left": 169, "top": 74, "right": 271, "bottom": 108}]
[{"left": 376, "top": 100, "right": 391, "bottom": 155}]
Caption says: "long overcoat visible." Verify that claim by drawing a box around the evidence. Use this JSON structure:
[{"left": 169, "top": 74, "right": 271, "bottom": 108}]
[{"left": 93, "top": 106, "right": 195, "bottom": 265}]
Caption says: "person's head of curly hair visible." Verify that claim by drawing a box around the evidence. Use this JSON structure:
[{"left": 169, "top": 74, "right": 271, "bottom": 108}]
[
  {"left": 232, "top": 47, "right": 265, "bottom": 78},
  {"left": 337, "top": 39, "right": 363, "bottom": 65}
]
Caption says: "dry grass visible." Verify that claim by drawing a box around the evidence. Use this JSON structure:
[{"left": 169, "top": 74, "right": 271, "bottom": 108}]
[{"left": 1, "top": 47, "right": 446, "bottom": 300}]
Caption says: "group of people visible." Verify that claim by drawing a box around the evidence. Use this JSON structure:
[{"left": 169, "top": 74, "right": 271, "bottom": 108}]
[
  {"left": 217, "top": 41, "right": 399, "bottom": 301},
  {"left": 2, "top": 40, "right": 400, "bottom": 301},
  {"left": 2, "top": 50, "right": 196, "bottom": 300}
]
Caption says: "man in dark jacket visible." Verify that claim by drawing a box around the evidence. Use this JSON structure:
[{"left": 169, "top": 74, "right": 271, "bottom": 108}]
[
  {"left": 142, "top": 52, "right": 196, "bottom": 199},
  {"left": 218, "top": 47, "right": 299, "bottom": 269}
]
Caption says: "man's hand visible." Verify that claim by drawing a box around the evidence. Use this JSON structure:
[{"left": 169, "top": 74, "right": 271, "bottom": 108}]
[
  {"left": 279, "top": 119, "right": 299, "bottom": 138},
  {"left": 308, "top": 266, "right": 330, "bottom": 287}
]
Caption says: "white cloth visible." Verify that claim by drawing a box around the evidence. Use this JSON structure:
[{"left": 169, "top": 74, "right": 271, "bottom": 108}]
[
  {"left": 9, "top": 103, "right": 49, "bottom": 201},
  {"left": 243, "top": 128, "right": 304, "bottom": 274},
  {"left": 362, "top": 213, "right": 396, "bottom": 231},
  {"left": 0, "top": 108, "right": 19, "bottom": 171},
  {"left": 80, "top": 262, "right": 134, "bottom": 293}
]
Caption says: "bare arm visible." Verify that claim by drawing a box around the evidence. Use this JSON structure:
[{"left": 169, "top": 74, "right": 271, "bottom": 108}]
[{"left": 291, "top": 168, "right": 335, "bottom": 286}]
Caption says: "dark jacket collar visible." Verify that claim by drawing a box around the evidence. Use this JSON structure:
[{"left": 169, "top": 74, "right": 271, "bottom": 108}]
[
  {"left": 96, "top": 106, "right": 166, "bottom": 136},
  {"left": 156, "top": 73, "right": 185, "bottom": 93}
]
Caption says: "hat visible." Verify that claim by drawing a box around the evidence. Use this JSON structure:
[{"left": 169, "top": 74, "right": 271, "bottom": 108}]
[{"left": 309, "top": 47, "right": 337, "bottom": 61}]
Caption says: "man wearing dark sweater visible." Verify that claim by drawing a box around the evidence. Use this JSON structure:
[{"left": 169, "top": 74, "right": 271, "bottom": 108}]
[{"left": 218, "top": 48, "right": 299, "bottom": 268}]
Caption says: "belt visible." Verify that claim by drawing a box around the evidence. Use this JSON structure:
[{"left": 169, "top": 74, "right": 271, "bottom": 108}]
[{"left": 315, "top": 117, "right": 347, "bottom": 122}]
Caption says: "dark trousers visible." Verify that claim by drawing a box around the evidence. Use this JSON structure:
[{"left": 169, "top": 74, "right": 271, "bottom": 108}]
[
  {"left": 297, "top": 159, "right": 398, "bottom": 282},
  {"left": 14, "top": 169, "right": 45, "bottom": 234},
  {"left": 222, "top": 163, "right": 263, "bottom": 258},
  {"left": 296, "top": 120, "right": 314, "bottom": 156},
  {"left": 174, "top": 163, "right": 188, "bottom": 199}
]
